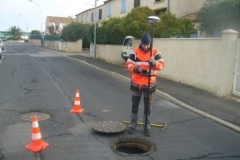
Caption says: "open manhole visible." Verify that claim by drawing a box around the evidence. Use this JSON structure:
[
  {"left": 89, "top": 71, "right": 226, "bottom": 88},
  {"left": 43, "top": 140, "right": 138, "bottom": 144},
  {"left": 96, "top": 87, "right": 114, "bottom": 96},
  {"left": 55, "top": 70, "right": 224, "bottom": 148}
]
[
  {"left": 112, "top": 137, "right": 154, "bottom": 155},
  {"left": 20, "top": 112, "right": 50, "bottom": 121}
]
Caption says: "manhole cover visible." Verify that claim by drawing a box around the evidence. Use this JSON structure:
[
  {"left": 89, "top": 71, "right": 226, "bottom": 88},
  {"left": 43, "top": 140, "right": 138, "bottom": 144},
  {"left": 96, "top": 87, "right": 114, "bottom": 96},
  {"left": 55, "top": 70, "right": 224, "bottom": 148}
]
[
  {"left": 92, "top": 121, "right": 126, "bottom": 133},
  {"left": 112, "top": 137, "right": 154, "bottom": 155},
  {"left": 20, "top": 112, "right": 50, "bottom": 121}
]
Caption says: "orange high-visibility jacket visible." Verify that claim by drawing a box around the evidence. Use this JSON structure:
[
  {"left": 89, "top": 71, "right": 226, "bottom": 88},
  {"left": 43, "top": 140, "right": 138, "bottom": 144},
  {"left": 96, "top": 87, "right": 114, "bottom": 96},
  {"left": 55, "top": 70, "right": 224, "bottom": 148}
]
[{"left": 126, "top": 46, "right": 164, "bottom": 92}]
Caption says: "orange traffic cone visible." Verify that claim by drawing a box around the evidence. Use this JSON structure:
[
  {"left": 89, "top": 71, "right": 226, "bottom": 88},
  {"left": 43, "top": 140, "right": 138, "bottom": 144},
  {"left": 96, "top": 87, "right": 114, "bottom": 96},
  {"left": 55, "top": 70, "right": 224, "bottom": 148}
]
[
  {"left": 25, "top": 115, "right": 49, "bottom": 152},
  {"left": 70, "top": 89, "right": 84, "bottom": 113}
]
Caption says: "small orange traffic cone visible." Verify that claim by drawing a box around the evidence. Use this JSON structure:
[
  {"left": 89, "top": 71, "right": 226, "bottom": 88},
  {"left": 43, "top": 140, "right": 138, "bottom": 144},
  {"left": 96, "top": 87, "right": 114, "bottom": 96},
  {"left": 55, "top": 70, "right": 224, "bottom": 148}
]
[
  {"left": 70, "top": 89, "right": 84, "bottom": 113},
  {"left": 25, "top": 115, "right": 49, "bottom": 152}
]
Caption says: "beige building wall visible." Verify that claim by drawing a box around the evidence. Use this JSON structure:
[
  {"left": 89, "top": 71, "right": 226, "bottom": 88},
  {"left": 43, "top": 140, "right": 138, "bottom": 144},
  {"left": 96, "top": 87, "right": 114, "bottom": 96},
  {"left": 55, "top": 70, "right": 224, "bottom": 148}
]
[
  {"left": 44, "top": 41, "right": 55, "bottom": 49},
  {"left": 141, "top": 0, "right": 168, "bottom": 11},
  {"left": 76, "top": 4, "right": 105, "bottom": 26},
  {"left": 104, "top": 0, "right": 128, "bottom": 20},
  {"left": 78, "top": 0, "right": 207, "bottom": 24},
  {"left": 28, "top": 39, "right": 41, "bottom": 45},
  {"left": 90, "top": 44, "right": 123, "bottom": 64},
  {"left": 170, "top": 0, "right": 206, "bottom": 18},
  {"left": 44, "top": 39, "right": 82, "bottom": 52}
]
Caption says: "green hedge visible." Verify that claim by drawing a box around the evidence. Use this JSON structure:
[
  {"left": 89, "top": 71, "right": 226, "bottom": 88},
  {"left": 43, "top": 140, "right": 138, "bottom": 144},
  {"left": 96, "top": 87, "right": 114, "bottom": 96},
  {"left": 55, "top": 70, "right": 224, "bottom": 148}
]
[
  {"left": 44, "top": 35, "right": 61, "bottom": 41},
  {"left": 29, "top": 34, "right": 41, "bottom": 39}
]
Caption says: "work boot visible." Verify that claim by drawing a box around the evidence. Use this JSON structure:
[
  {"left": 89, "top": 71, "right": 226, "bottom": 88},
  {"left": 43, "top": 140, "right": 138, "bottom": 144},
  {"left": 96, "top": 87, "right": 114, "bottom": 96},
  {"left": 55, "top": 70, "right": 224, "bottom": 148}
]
[
  {"left": 144, "top": 129, "right": 151, "bottom": 137},
  {"left": 128, "top": 127, "right": 136, "bottom": 134}
]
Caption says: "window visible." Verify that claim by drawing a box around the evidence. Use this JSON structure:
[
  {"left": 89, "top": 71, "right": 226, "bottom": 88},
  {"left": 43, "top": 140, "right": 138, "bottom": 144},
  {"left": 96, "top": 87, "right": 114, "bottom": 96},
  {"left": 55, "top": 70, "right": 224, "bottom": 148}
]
[
  {"left": 82, "top": 15, "right": 84, "bottom": 22},
  {"left": 121, "top": 0, "right": 126, "bottom": 13},
  {"left": 91, "top": 12, "right": 94, "bottom": 22},
  {"left": 134, "top": 0, "right": 140, "bottom": 8},
  {"left": 55, "top": 23, "right": 59, "bottom": 29},
  {"left": 99, "top": 9, "right": 102, "bottom": 20},
  {"left": 86, "top": 13, "right": 88, "bottom": 22},
  {"left": 155, "top": 0, "right": 162, "bottom": 2},
  {"left": 107, "top": 4, "right": 112, "bottom": 17},
  {"left": 190, "top": 32, "right": 198, "bottom": 38}
]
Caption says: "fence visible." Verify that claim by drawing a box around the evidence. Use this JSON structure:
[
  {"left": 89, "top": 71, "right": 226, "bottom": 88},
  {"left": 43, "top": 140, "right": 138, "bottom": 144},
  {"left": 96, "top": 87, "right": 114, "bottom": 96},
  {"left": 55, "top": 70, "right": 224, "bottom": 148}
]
[
  {"left": 90, "top": 29, "right": 239, "bottom": 97},
  {"left": 44, "top": 39, "right": 82, "bottom": 52}
]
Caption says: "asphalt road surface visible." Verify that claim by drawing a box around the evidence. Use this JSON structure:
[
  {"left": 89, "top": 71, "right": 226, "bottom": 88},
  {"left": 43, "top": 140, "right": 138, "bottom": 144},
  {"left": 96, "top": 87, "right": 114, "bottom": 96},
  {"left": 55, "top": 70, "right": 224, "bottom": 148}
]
[{"left": 0, "top": 42, "right": 240, "bottom": 160}]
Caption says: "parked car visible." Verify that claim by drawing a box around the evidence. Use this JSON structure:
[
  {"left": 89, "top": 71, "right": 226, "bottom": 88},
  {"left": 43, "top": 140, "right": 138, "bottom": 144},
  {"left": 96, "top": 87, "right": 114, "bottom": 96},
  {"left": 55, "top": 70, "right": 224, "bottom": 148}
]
[
  {"left": 0, "top": 39, "right": 5, "bottom": 50},
  {"left": 121, "top": 36, "right": 135, "bottom": 62}
]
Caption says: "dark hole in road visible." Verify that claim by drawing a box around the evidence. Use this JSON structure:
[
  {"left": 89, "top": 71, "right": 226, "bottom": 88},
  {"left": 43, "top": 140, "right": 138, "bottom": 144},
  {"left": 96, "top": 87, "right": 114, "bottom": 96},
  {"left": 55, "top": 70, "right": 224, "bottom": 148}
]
[
  {"left": 117, "top": 146, "right": 146, "bottom": 154},
  {"left": 112, "top": 137, "right": 154, "bottom": 155}
]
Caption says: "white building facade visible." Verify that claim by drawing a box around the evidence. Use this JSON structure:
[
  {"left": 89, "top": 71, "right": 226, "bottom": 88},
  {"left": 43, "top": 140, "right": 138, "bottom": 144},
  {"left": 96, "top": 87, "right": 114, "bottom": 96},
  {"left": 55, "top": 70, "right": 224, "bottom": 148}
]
[{"left": 75, "top": 0, "right": 207, "bottom": 26}]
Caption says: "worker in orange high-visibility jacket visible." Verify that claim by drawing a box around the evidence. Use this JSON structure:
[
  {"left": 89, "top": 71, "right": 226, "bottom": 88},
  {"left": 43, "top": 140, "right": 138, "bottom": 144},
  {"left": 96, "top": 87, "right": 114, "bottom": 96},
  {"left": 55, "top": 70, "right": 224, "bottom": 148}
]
[{"left": 126, "top": 33, "right": 165, "bottom": 137}]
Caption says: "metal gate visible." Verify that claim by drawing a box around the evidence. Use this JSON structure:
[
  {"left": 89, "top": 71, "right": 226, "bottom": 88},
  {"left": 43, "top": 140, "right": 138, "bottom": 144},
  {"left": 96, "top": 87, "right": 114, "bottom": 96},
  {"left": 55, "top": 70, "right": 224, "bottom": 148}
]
[{"left": 233, "top": 40, "right": 240, "bottom": 97}]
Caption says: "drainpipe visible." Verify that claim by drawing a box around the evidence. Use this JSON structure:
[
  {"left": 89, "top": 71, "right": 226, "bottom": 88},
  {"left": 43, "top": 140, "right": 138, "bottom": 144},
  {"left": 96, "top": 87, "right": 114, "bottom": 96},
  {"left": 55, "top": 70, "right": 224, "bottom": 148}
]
[
  {"left": 167, "top": 0, "right": 170, "bottom": 13},
  {"left": 94, "top": 0, "right": 97, "bottom": 60}
]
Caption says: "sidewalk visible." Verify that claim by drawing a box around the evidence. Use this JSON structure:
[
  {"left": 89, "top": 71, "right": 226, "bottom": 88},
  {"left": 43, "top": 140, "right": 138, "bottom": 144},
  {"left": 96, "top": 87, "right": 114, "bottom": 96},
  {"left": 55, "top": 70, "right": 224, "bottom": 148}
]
[{"left": 41, "top": 47, "right": 240, "bottom": 131}]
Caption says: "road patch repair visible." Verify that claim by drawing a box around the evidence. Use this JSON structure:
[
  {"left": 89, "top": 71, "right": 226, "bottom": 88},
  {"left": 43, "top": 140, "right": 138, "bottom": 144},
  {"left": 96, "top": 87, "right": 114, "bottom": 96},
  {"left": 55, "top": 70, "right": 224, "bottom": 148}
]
[
  {"left": 20, "top": 111, "right": 50, "bottom": 152},
  {"left": 20, "top": 111, "right": 51, "bottom": 121},
  {"left": 25, "top": 115, "right": 49, "bottom": 152}
]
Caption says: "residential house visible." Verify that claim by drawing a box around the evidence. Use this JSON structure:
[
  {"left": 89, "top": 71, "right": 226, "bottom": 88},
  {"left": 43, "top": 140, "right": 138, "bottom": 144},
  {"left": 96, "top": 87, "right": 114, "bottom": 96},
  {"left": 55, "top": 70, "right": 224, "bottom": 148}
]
[
  {"left": 75, "top": 4, "right": 105, "bottom": 26},
  {"left": 179, "top": 13, "right": 202, "bottom": 38},
  {"left": 45, "top": 16, "right": 76, "bottom": 35},
  {"left": 76, "top": 0, "right": 207, "bottom": 26}
]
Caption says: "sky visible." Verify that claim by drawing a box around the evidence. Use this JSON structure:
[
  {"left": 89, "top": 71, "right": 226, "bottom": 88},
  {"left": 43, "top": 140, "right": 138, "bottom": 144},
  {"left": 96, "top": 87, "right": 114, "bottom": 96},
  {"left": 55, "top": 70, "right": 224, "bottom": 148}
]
[{"left": 0, "top": 0, "right": 104, "bottom": 33}]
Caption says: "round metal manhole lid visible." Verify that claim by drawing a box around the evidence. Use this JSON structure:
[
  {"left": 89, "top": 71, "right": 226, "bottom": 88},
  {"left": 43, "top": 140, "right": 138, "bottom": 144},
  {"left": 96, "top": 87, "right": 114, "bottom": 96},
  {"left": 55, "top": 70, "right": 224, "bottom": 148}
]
[
  {"left": 20, "top": 112, "right": 50, "bottom": 121},
  {"left": 92, "top": 121, "right": 126, "bottom": 133}
]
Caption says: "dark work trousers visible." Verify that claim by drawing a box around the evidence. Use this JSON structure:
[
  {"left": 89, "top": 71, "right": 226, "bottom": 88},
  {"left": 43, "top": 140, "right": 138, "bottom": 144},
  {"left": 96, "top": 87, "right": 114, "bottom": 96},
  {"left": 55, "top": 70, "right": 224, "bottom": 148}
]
[{"left": 130, "top": 90, "right": 152, "bottom": 130}]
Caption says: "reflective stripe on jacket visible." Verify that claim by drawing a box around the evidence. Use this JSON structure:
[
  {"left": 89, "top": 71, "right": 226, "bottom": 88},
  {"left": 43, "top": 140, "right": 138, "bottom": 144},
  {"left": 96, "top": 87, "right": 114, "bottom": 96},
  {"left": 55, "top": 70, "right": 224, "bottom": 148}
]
[{"left": 126, "top": 46, "right": 164, "bottom": 92}]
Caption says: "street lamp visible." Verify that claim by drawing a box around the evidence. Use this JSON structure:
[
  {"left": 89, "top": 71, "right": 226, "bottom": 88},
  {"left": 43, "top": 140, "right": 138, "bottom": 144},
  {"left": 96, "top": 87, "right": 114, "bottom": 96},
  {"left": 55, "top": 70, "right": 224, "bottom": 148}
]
[
  {"left": 167, "top": 0, "right": 170, "bottom": 13},
  {"left": 28, "top": 0, "right": 42, "bottom": 34},
  {"left": 144, "top": 16, "right": 161, "bottom": 134},
  {"left": 20, "top": 14, "right": 28, "bottom": 33},
  {"left": 94, "top": 0, "right": 97, "bottom": 60}
]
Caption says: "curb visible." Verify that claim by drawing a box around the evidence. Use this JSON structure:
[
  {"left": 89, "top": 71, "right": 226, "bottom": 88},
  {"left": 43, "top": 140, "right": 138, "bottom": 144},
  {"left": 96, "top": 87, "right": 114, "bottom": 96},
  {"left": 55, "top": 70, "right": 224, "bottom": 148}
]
[{"left": 38, "top": 47, "right": 240, "bottom": 133}]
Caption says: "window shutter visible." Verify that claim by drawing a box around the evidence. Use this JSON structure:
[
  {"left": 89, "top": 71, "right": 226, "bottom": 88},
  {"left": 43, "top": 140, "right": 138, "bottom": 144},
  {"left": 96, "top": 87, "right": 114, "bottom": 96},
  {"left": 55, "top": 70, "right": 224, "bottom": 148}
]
[
  {"left": 134, "top": 0, "right": 140, "bottom": 8},
  {"left": 107, "top": 5, "right": 110, "bottom": 16},
  {"left": 99, "top": 9, "right": 102, "bottom": 20},
  {"left": 124, "top": 0, "right": 126, "bottom": 12},
  {"left": 109, "top": 5, "right": 112, "bottom": 16}
]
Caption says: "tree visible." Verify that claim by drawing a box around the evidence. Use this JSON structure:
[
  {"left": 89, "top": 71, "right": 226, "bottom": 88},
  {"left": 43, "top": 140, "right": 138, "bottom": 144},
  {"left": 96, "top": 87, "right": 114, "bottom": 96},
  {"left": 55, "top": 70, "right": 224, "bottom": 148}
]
[
  {"left": 122, "top": 7, "right": 155, "bottom": 39},
  {"left": 198, "top": 0, "right": 240, "bottom": 37},
  {"left": 6, "top": 26, "right": 22, "bottom": 40},
  {"left": 48, "top": 25, "right": 55, "bottom": 35},
  {"left": 154, "top": 13, "right": 196, "bottom": 38},
  {"left": 30, "top": 30, "right": 41, "bottom": 35},
  {"left": 87, "top": 7, "right": 196, "bottom": 44},
  {"left": 99, "top": 17, "right": 125, "bottom": 44},
  {"left": 178, "top": 18, "right": 197, "bottom": 38},
  {"left": 155, "top": 13, "right": 180, "bottom": 38},
  {"left": 61, "top": 22, "right": 87, "bottom": 42}
]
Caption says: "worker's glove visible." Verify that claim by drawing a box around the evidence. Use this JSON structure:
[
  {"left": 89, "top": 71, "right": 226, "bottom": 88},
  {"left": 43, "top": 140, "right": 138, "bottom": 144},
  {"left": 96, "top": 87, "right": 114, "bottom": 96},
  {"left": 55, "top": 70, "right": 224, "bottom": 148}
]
[
  {"left": 142, "top": 69, "right": 148, "bottom": 75},
  {"left": 149, "top": 57, "right": 156, "bottom": 67},
  {"left": 137, "top": 67, "right": 148, "bottom": 75}
]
